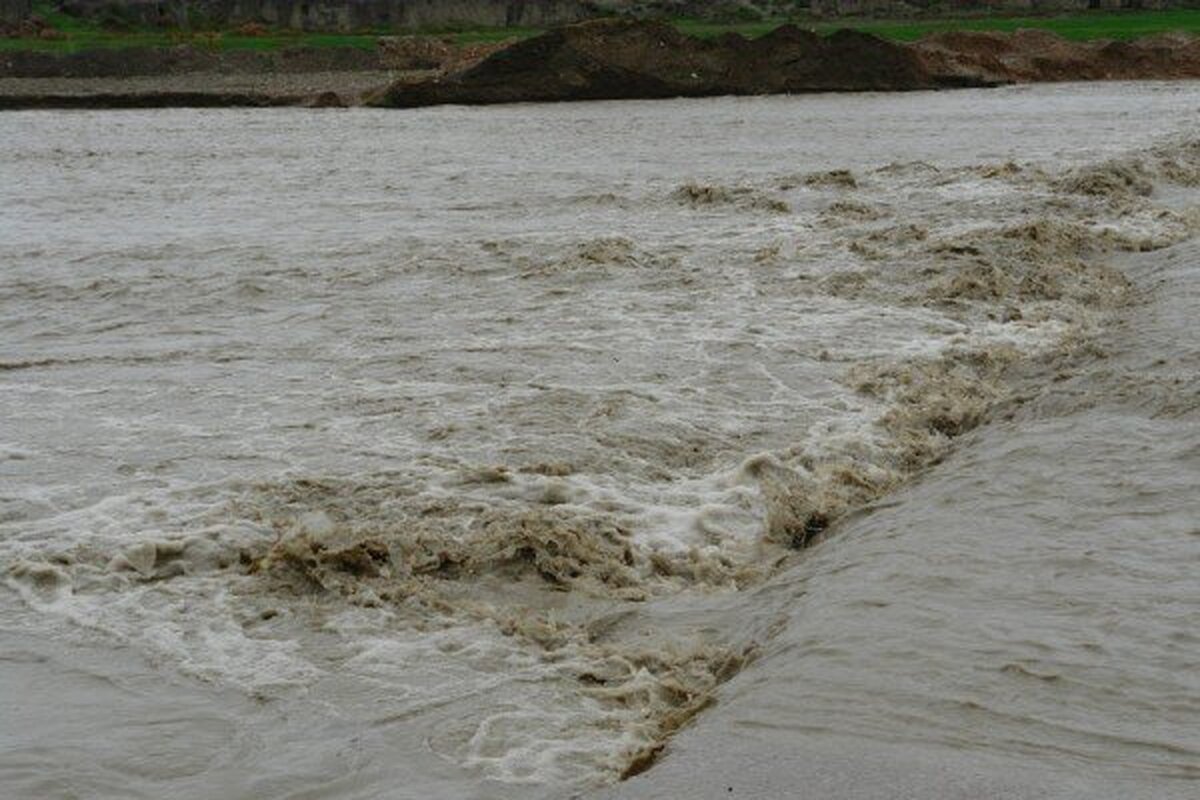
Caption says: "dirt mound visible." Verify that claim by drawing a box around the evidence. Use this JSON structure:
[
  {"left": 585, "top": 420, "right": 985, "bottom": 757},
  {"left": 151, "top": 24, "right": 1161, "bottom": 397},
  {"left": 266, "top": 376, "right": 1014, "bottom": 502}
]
[
  {"left": 1092, "top": 34, "right": 1200, "bottom": 80},
  {"left": 913, "top": 28, "right": 1200, "bottom": 84},
  {"left": 371, "top": 18, "right": 961, "bottom": 108},
  {"left": 374, "top": 21, "right": 1200, "bottom": 110}
]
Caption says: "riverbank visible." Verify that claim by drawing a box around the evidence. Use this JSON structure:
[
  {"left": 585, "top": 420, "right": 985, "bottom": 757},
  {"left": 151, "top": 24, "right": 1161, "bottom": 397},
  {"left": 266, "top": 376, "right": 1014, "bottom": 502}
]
[
  {"left": 3, "top": 18, "right": 1199, "bottom": 110},
  {"left": 369, "top": 20, "right": 1200, "bottom": 109},
  {"left": 0, "top": 70, "right": 393, "bottom": 107},
  {"left": 0, "top": 32, "right": 489, "bottom": 107}
]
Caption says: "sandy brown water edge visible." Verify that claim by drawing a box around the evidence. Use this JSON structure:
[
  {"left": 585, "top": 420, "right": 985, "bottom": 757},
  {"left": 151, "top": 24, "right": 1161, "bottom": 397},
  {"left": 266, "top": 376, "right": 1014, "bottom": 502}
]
[
  {"left": 0, "top": 71, "right": 392, "bottom": 109},
  {"left": 2, "top": 19, "right": 1200, "bottom": 110},
  {"left": 596, "top": 237, "right": 1200, "bottom": 800}
]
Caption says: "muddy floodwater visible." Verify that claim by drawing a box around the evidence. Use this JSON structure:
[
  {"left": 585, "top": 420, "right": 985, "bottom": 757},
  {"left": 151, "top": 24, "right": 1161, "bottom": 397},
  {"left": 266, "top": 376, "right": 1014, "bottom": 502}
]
[{"left": 2, "top": 83, "right": 1199, "bottom": 799}]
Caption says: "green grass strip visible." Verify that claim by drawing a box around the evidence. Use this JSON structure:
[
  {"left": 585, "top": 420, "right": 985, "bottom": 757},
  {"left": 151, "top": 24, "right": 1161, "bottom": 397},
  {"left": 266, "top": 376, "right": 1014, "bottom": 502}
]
[{"left": 2, "top": 9, "right": 1198, "bottom": 54}]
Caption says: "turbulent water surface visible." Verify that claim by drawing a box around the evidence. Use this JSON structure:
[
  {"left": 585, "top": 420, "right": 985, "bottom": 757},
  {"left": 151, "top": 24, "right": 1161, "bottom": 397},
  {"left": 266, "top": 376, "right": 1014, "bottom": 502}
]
[{"left": 1, "top": 82, "right": 1199, "bottom": 799}]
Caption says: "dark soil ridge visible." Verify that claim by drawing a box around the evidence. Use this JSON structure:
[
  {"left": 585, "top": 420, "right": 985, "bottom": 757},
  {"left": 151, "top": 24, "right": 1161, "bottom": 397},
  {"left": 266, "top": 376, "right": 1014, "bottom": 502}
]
[
  {"left": 370, "top": 19, "right": 975, "bottom": 108},
  {"left": 369, "top": 19, "right": 1200, "bottom": 108}
]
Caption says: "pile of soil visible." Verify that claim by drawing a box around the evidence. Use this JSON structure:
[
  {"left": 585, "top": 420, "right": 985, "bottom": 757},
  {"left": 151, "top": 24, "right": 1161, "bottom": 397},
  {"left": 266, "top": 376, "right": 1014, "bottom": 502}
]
[
  {"left": 912, "top": 28, "right": 1200, "bottom": 83},
  {"left": 370, "top": 18, "right": 971, "bottom": 108}
]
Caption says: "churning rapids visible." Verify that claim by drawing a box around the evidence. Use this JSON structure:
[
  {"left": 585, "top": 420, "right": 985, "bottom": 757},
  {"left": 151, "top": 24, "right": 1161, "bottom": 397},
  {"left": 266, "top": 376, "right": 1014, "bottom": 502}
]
[{"left": 2, "top": 83, "right": 1199, "bottom": 799}]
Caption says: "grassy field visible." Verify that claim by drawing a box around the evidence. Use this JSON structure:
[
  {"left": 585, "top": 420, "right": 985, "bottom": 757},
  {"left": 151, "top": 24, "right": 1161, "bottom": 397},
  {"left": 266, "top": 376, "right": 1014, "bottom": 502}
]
[
  {"left": 2, "top": 8, "right": 1199, "bottom": 54},
  {"left": 677, "top": 9, "right": 1200, "bottom": 42}
]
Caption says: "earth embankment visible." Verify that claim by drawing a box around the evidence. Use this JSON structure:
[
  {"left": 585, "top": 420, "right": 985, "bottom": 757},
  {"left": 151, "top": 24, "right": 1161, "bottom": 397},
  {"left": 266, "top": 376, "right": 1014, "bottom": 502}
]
[
  {"left": 370, "top": 19, "right": 969, "bottom": 108},
  {"left": 912, "top": 28, "right": 1200, "bottom": 84},
  {"left": 3, "top": 20, "right": 1200, "bottom": 110}
]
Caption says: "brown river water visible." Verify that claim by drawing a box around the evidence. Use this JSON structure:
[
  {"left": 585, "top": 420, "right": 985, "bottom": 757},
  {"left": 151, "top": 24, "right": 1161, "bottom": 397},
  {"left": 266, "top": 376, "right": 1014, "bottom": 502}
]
[{"left": 1, "top": 82, "right": 1198, "bottom": 799}]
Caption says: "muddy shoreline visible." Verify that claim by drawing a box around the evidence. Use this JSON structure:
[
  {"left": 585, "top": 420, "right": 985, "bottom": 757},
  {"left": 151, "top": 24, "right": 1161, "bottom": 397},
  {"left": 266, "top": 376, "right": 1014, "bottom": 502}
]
[
  {"left": 1, "top": 20, "right": 1198, "bottom": 110},
  {"left": 0, "top": 71, "right": 396, "bottom": 109}
]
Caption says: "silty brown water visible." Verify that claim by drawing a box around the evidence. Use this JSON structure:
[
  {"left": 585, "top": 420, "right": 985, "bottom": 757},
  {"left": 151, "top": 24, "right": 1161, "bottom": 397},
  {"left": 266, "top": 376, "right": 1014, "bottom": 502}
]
[{"left": 1, "top": 82, "right": 1198, "bottom": 798}]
